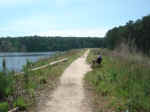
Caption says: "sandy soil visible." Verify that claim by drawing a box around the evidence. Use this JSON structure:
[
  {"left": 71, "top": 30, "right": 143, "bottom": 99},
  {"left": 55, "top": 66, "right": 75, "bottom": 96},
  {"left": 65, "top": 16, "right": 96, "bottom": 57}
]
[{"left": 35, "top": 50, "right": 92, "bottom": 112}]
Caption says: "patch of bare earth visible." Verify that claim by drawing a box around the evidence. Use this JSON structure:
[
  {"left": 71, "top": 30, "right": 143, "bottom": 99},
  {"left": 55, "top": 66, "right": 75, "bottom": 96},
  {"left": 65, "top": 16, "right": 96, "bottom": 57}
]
[{"left": 84, "top": 82, "right": 114, "bottom": 112}]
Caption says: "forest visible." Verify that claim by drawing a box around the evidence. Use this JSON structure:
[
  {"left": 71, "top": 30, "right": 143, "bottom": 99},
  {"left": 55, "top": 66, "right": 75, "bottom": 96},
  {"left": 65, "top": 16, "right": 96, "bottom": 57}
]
[
  {"left": 0, "top": 36, "right": 104, "bottom": 52},
  {"left": 105, "top": 15, "right": 150, "bottom": 55}
]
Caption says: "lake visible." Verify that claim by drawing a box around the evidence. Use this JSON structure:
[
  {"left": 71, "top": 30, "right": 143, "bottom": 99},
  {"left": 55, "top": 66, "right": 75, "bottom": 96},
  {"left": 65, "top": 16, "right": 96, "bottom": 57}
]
[{"left": 0, "top": 52, "right": 55, "bottom": 72}]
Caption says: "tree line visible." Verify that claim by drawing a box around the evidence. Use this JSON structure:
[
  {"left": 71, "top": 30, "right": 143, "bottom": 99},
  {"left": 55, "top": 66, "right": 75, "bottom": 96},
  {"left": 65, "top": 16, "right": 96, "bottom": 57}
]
[
  {"left": 104, "top": 15, "right": 150, "bottom": 55},
  {"left": 0, "top": 36, "right": 105, "bottom": 52},
  {"left": 1, "top": 15, "right": 149, "bottom": 53}
]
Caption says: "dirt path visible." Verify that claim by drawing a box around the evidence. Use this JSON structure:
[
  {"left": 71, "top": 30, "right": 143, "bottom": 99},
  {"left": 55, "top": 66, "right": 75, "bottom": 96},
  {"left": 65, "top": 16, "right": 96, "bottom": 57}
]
[{"left": 37, "top": 50, "right": 92, "bottom": 112}]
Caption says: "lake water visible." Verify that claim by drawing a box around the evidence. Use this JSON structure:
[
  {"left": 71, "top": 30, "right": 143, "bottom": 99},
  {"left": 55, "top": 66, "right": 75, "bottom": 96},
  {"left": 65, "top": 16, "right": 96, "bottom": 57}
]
[{"left": 0, "top": 52, "right": 55, "bottom": 72}]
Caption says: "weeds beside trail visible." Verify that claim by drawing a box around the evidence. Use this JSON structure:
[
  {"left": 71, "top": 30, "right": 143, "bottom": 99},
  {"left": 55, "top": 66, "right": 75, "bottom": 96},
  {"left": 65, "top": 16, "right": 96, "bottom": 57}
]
[
  {"left": 0, "top": 49, "right": 85, "bottom": 112},
  {"left": 85, "top": 48, "right": 150, "bottom": 112}
]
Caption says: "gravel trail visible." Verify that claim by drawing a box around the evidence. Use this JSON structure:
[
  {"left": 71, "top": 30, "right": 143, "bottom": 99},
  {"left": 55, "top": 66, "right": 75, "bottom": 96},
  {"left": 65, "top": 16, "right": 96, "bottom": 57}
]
[{"left": 38, "top": 50, "right": 91, "bottom": 112}]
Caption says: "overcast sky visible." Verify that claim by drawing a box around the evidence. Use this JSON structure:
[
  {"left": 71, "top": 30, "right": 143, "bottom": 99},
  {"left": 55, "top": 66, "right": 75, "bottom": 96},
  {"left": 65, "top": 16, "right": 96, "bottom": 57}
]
[{"left": 0, "top": 0, "right": 150, "bottom": 37}]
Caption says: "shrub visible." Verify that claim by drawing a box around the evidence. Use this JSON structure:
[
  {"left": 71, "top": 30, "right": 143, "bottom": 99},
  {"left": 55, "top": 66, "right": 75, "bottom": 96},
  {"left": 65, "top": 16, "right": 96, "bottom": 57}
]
[
  {"left": 0, "top": 72, "right": 13, "bottom": 99},
  {"left": 13, "top": 97, "right": 27, "bottom": 110},
  {"left": 0, "top": 102, "right": 9, "bottom": 112}
]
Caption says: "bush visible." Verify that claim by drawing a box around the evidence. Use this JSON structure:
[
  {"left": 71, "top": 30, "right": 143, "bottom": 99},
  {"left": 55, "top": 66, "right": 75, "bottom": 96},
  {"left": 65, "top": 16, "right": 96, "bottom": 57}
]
[
  {"left": 0, "top": 102, "right": 9, "bottom": 112},
  {"left": 13, "top": 97, "right": 27, "bottom": 110},
  {"left": 0, "top": 72, "right": 13, "bottom": 99}
]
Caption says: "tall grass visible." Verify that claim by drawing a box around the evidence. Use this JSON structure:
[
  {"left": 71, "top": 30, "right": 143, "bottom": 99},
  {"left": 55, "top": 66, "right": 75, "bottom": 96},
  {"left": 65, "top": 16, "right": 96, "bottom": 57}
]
[
  {"left": 0, "top": 71, "right": 14, "bottom": 112},
  {"left": 85, "top": 48, "right": 150, "bottom": 112}
]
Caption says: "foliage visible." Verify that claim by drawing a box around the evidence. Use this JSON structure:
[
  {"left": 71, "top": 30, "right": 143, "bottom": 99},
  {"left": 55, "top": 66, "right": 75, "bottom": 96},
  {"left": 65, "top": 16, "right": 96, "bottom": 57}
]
[
  {"left": 13, "top": 97, "right": 27, "bottom": 110},
  {"left": 105, "top": 15, "right": 150, "bottom": 55},
  {"left": 85, "top": 48, "right": 150, "bottom": 112},
  {"left": 0, "top": 102, "right": 9, "bottom": 112},
  {"left": 0, "top": 37, "right": 104, "bottom": 52},
  {"left": 0, "top": 72, "right": 14, "bottom": 99}
]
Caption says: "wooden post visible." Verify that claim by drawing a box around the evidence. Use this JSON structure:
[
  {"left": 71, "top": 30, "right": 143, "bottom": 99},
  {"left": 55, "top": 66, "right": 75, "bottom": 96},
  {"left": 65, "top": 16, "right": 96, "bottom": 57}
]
[{"left": 2, "top": 58, "right": 6, "bottom": 73}]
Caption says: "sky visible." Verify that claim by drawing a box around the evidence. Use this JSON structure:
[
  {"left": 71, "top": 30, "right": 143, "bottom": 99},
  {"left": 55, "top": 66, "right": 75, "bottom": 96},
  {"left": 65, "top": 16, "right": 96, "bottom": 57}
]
[{"left": 0, "top": 0, "right": 150, "bottom": 37}]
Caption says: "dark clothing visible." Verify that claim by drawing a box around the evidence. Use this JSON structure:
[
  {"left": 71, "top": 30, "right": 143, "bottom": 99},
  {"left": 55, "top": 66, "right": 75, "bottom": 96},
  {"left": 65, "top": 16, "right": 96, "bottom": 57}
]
[{"left": 96, "top": 55, "right": 102, "bottom": 64}]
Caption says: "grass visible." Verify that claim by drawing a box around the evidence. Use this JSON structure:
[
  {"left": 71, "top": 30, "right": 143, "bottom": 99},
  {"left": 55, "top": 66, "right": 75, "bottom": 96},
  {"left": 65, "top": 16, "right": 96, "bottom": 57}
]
[
  {"left": 85, "top": 48, "right": 150, "bottom": 112},
  {"left": 0, "top": 102, "right": 8, "bottom": 112},
  {"left": 0, "top": 49, "right": 85, "bottom": 112}
]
